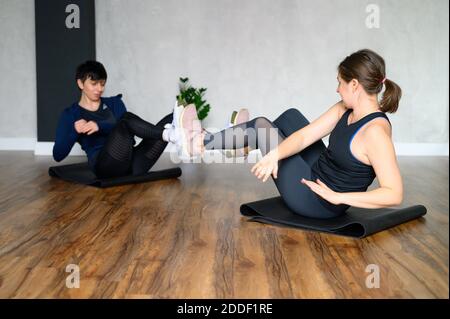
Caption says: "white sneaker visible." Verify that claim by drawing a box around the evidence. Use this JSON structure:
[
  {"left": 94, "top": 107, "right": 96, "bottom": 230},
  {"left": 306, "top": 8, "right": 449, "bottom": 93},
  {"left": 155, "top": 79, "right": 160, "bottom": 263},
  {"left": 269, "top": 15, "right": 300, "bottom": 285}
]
[
  {"left": 175, "top": 104, "right": 204, "bottom": 160},
  {"left": 172, "top": 100, "right": 184, "bottom": 127},
  {"left": 162, "top": 123, "right": 181, "bottom": 145},
  {"left": 161, "top": 100, "right": 185, "bottom": 146}
]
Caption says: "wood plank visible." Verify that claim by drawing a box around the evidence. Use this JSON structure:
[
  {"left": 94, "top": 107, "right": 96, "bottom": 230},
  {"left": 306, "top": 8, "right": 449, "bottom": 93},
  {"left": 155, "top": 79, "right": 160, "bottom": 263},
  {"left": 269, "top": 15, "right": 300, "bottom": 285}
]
[{"left": 0, "top": 152, "right": 447, "bottom": 298}]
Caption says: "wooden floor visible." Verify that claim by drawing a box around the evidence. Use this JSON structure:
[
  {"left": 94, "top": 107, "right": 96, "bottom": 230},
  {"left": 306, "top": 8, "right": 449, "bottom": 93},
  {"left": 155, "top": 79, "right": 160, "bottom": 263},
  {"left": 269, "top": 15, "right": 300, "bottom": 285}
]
[{"left": 0, "top": 151, "right": 448, "bottom": 298}]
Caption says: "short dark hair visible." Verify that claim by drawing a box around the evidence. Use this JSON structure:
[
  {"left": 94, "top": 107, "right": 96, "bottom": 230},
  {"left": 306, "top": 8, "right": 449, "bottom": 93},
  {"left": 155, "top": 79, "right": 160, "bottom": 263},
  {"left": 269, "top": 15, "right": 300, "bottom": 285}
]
[{"left": 75, "top": 60, "right": 107, "bottom": 83}]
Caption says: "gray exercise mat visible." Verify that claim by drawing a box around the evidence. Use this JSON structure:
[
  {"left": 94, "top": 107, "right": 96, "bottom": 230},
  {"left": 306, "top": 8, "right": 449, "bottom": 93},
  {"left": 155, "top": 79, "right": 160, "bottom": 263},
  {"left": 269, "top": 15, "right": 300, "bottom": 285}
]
[{"left": 240, "top": 196, "right": 426, "bottom": 238}]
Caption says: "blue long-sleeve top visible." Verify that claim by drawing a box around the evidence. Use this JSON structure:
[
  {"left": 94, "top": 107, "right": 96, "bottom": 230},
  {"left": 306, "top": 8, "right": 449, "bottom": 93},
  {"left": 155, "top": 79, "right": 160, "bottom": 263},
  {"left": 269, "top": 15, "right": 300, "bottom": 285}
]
[{"left": 52, "top": 94, "right": 129, "bottom": 168}]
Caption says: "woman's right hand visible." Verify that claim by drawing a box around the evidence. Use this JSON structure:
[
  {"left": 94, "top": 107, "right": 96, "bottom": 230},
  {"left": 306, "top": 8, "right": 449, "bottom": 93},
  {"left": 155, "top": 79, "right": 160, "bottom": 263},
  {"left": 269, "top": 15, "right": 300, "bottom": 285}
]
[
  {"left": 250, "top": 150, "right": 279, "bottom": 182},
  {"left": 74, "top": 119, "right": 88, "bottom": 133}
]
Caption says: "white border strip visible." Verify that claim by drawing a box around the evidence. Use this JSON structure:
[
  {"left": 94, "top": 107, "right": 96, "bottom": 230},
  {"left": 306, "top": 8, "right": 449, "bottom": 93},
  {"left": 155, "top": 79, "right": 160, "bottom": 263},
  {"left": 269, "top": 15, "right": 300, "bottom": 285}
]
[
  {"left": 33, "top": 141, "right": 85, "bottom": 156},
  {"left": 0, "top": 138, "right": 37, "bottom": 150},
  {"left": 0, "top": 138, "right": 448, "bottom": 156},
  {"left": 394, "top": 143, "right": 449, "bottom": 156}
]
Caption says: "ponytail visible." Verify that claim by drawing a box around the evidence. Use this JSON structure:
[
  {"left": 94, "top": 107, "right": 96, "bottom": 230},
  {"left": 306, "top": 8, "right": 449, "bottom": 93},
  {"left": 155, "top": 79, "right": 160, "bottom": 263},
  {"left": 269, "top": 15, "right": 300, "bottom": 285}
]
[{"left": 380, "top": 78, "right": 402, "bottom": 113}]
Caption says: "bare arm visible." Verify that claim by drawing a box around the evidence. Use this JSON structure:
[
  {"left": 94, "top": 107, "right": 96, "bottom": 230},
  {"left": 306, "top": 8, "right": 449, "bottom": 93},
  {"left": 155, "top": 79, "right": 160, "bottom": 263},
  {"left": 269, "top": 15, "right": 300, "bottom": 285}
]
[
  {"left": 274, "top": 101, "right": 346, "bottom": 161},
  {"left": 252, "top": 101, "right": 346, "bottom": 182}
]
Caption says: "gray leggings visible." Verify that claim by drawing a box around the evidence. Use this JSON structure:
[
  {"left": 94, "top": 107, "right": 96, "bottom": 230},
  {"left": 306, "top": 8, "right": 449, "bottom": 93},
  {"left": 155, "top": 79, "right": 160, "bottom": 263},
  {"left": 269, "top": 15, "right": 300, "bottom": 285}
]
[{"left": 204, "top": 108, "right": 349, "bottom": 219}]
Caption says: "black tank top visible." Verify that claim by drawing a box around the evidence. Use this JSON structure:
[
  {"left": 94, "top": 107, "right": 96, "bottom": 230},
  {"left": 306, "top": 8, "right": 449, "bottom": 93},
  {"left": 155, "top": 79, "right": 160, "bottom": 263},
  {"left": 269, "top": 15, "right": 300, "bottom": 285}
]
[{"left": 311, "top": 109, "right": 391, "bottom": 194}]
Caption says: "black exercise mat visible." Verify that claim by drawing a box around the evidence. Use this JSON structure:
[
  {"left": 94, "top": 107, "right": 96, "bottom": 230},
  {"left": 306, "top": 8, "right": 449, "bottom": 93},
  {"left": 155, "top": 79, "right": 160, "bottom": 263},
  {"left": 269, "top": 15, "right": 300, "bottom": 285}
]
[
  {"left": 240, "top": 196, "right": 426, "bottom": 238},
  {"left": 49, "top": 162, "right": 182, "bottom": 188}
]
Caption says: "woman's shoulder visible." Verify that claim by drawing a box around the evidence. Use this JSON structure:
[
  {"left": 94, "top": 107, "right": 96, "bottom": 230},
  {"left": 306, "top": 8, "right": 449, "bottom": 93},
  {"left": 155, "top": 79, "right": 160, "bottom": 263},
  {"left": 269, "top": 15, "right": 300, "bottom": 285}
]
[
  {"left": 102, "top": 94, "right": 125, "bottom": 109},
  {"left": 102, "top": 94, "right": 123, "bottom": 103},
  {"left": 363, "top": 115, "right": 392, "bottom": 139},
  {"left": 62, "top": 103, "right": 79, "bottom": 117},
  {"left": 101, "top": 94, "right": 127, "bottom": 118}
]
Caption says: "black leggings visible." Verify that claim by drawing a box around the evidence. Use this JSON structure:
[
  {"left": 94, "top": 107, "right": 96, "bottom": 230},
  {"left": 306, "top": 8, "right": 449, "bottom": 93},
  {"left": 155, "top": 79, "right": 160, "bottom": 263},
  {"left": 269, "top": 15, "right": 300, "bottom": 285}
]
[
  {"left": 204, "top": 108, "right": 348, "bottom": 219},
  {"left": 94, "top": 112, "right": 173, "bottom": 178}
]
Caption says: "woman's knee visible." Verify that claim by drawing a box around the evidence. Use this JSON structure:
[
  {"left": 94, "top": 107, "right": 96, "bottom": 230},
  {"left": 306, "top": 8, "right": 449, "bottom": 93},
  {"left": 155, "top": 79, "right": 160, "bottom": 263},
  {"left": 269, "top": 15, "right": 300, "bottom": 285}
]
[
  {"left": 121, "top": 111, "right": 140, "bottom": 122},
  {"left": 113, "top": 118, "right": 134, "bottom": 137},
  {"left": 119, "top": 112, "right": 143, "bottom": 129},
  {"left": 274, "top": 108, "right": 310, "bottom": 132},
  {"left": 280, "top": 108, "right": 305, "bottom": 120},
  {"left": 253, "top": 116, "right": 274, "bottom": 128},
  {"left": 121, "top": 111, "right": 133, "bottom": 118},
  {"left": 156, "top": 113, "right": 174, "bottom": 127}
]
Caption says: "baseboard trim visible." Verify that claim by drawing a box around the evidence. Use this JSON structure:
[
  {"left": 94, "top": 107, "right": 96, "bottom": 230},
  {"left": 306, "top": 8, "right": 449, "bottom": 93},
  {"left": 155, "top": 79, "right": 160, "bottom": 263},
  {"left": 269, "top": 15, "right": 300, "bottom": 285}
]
[
  {"left": 33, "top": 141, "right": 85, "bottom": 156},
  {"left": 0, "top": 138, "right": 448, "bottom": 156},
  {"left": 393, "top": 143, "right": 449, "bottom": 156},
  {"left": 0, "top": 138, "right": 37, "bottom": 150}
]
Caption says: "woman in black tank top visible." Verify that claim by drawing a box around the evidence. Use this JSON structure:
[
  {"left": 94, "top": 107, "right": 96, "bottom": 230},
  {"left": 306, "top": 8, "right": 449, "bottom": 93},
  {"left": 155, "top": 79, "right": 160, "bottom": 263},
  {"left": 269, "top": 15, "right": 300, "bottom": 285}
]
[{"left": 196, "top": 49, "right": 404, "bottom": 219}]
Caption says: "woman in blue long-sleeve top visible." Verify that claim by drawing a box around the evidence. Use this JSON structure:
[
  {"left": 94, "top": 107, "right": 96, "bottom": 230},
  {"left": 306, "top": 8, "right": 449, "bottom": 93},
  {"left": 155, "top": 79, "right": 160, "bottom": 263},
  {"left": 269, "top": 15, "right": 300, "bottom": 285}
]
[{"left": 53, "top": 61, "right": 179, "bottom": 178}]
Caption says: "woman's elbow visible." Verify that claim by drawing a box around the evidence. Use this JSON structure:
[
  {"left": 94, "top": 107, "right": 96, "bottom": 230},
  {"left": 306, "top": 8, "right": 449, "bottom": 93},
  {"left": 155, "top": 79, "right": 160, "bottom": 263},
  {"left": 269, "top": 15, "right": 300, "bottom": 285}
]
[
  {"left": 52, "top": 147, "right": 65, "bottom": 162},
  {"left": 53, "top": 153, "right": 63, "bottom": 162},
  {"left": 380, "top": 187, "right": 403, "bottom": 207},
  {"left": 391, "top": 191, "right": 403, "bottom": 206},
  {"left": 393, "top": 196, "right": 403, "bottom": 206}
]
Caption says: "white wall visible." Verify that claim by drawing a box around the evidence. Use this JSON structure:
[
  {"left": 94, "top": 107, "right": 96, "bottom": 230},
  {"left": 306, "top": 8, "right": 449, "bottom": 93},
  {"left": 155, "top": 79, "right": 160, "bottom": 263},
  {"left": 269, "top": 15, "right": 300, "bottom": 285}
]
[
  {"left": 96, "top": 0, "right": 449, "bottom": 145},
  {"left": 0, "top": 0, "right": 36, "bottom": 138},
  {"left": 0, "top": 0, "right": 448, "bottom": 155}
]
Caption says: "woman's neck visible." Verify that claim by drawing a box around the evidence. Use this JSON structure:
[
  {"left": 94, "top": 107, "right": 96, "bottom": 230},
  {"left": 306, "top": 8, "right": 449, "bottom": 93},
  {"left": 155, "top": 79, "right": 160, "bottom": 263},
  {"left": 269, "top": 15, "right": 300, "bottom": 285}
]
[
  {"left": 350, "top": 96, "right": 381, "bottom": 122},
  {"left": 79, "top": 94, "right": 101, "bottom": 111}
]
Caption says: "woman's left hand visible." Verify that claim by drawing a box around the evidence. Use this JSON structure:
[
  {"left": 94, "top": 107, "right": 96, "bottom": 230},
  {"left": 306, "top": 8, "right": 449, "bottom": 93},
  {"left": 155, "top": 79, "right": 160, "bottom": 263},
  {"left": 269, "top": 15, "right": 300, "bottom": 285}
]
[
  {"left": 301, "top": 178, "right": 343, "bottom": 205},
  {"left": 83, "top": 121, "right": 99, "bottom": 135}
]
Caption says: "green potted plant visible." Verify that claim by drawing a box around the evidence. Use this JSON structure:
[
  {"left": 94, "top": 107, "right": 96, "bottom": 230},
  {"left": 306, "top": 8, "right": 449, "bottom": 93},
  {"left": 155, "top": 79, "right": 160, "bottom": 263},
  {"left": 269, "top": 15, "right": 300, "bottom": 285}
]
[{"left": 176, "top": 77, "right": 211, "bottom": 121}]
